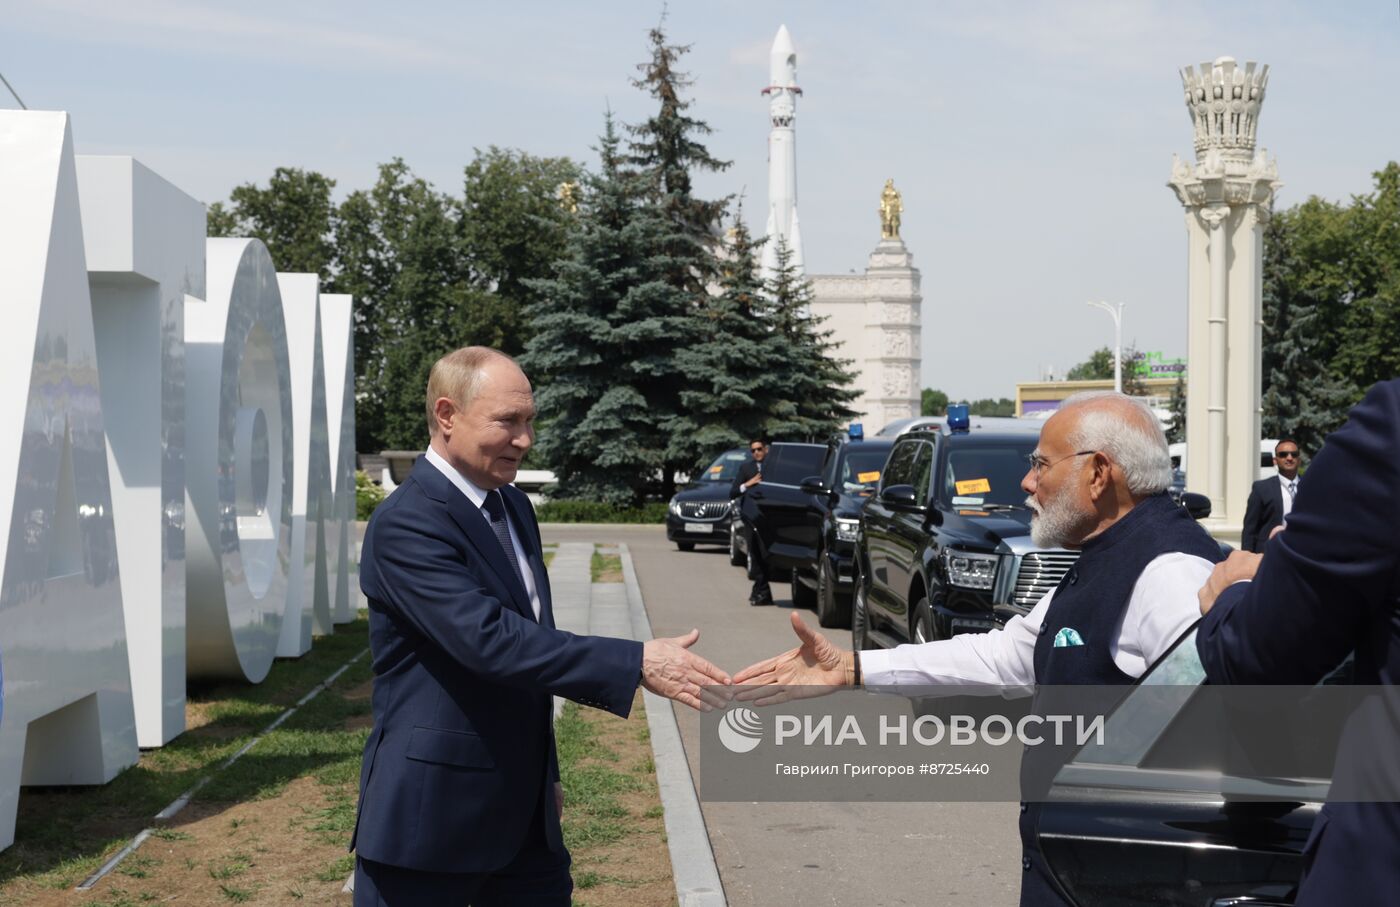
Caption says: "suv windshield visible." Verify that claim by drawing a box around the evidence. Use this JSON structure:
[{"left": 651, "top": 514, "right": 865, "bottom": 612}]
[
  {"left": 941, "top": 440, "right": 1037, "bottom": 508},
  {"left": 698, "top": 448, "right": 748, "bottom": 483},
  {"left": 838, "top": 448, "right": 891, "bottom": 495}
]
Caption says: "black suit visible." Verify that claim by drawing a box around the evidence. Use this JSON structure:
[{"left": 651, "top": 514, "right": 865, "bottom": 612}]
[
  {"left": 1240, "top": 475, "right": 1291, "bottom": 553},
  {"left": 731, "top": 459, "right": 772, "bottom": 604},
  {"left": 1198, "top": 379, "right": 1400, "bottom": 906},
  {"left": 353, "top": 456, "right": 643, "bottom": 904}
]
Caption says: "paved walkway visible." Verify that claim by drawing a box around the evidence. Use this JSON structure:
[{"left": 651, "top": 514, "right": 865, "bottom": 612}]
[
  {"left": 542, "top": 524, "right": 1020, "bottom": 907},
  {"left": 546, "top": 540, "right": 725, "bottom": 907}
]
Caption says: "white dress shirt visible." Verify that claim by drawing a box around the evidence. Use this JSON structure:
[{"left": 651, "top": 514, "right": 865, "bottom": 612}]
[
  {"left": 1278, "top": 473, "right": 1298, "bottom": 520},
  {"left": 424, "top": 446, "right": 542, "bottom": 620},
  {"left": 860, "top": 552, "right": 1214, "bottom": 688}
]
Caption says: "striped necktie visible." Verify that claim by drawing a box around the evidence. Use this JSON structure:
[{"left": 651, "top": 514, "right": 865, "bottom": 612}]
[{"left": 481, "top": 489, "right": 526, "bottom": 592}]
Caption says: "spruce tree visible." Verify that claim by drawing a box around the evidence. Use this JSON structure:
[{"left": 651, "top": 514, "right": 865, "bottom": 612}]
[
  {"left": 625, "top": 20, "right": 733, "bottom": 491},
  {"left": 668, "top": 212, "right": 777, "bottom": 473},
  {"left": 521, "top": 115, "right": 657, "bottom": 505},
  {"left": 761, "top": 238, "right": 860, "bottom": 439}
]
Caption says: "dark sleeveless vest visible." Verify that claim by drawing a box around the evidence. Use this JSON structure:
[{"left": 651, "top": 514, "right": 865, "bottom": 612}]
[{"left": 1017, "top": 493, "right": 1224, "bottom": 907}]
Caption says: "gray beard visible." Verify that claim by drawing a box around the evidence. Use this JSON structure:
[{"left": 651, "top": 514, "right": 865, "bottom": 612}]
[{"left": 1025, "top": 492, "right": 1086, "bottom": 549}]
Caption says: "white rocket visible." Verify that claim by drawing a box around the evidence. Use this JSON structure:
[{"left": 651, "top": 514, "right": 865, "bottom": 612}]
[{"left": 761, "top": 24, "right": 804, "bottom": 279}]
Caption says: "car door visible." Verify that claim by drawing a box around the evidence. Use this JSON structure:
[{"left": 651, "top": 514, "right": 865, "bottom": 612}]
[
  {"left": 880, "top": 439, "right": 934, "bottom": 632},
  {"left": 1036, "top": 628, "right": 1335, "bottom": 906},
  {"left": 758, "top": 443, "right": 825, "bottom": 568},
  {"left": 864, "top": 438, "right": 922, "bottom": 624}
]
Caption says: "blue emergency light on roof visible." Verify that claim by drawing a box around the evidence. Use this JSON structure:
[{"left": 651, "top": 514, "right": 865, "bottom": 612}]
[
  {"left": 947, "top": 404, "right": 971, "bottom": 432},
  {"left": 848, "top": 423, "right": 864, "bottom": 441}
]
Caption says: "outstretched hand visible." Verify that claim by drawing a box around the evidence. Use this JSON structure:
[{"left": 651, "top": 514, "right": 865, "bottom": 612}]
[
  {"left": 732, "top": 612, "right": 853, "bottom": 706},
  {"left": 642, "top": 629, "right": 733, "bottom": 712}
]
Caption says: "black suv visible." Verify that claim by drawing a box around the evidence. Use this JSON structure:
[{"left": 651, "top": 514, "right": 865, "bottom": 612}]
[
  {"left": 666, "top": 447, "right": 747, "bottom": 551},
  {"left": 853, "top": 422, "right": 1070, "bottom": 649},
  {"left": 729, "top": 441, "right": 826, "bottom": 584},
  {"left": 790, "top": 436, "right": 895, "bottom": 628}
]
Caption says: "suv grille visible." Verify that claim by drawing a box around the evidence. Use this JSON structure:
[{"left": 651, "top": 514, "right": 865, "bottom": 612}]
[
  {"left": 1013, "top": 552, "right": 1080, "bottom": 607},
  {"left": 680, "top": 501, "right": 729, "bottom": 520}
]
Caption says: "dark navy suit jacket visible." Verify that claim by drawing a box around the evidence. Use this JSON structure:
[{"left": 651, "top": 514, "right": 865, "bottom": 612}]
[
  {"left": 1198, "top": 379, "right": 1400, "bottom": 906},
  {"left": 351, "top": 456, "right": 643, "bottom": 874},
  {"left": 1240, "top": 475, "right": 1287, "bottom": 553}
]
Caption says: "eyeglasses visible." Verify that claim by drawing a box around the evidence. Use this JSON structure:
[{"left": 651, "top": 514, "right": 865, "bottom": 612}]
[
  {"left": 1275, "top": 451, "right": 1299, "bottom": 460},
  {"left": 1026, "top": 450, "right": 1097, "bottom": 477},
  {"left": 750, "top": 446, "right": 766, "bottom": 453}
]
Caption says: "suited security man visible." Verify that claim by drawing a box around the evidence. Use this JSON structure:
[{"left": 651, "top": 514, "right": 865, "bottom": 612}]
[
  {"left": 1198, "top": 379, "right": 1400, "bottom": 906},
  {"left": 1240, "top": 438, "right": 1302, "bottom": 552},
  {"left": 731, "top": 437, "right": 774, "bottom": 605},
  {"left": 352, "top": 347, "right": 731, "bottom": 905}
]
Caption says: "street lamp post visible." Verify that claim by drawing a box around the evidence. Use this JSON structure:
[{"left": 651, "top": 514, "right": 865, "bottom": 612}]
[{"left": 1087, "top": 301, "right": 1125, "bottom": 393}]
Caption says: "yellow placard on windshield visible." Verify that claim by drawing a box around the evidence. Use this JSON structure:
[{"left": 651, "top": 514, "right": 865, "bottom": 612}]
[
  {"left": 857, "top": 471, "right": 881, "bottom": 484},
  {"left": 955, "top": 478, "right": 992, "bottom": 495},
  {"left": 709, "top": 465, "right": 723, "bottom": 473}
]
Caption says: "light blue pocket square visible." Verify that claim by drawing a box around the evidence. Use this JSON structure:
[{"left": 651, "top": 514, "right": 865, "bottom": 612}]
[{"left": 1053, "top": 627, "right": 1085, "bottom": 648}]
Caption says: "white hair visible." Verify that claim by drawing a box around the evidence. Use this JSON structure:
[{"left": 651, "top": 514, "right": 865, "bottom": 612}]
[{"left": 1056, "top": 391, "right": 1172, "bottom": 496}]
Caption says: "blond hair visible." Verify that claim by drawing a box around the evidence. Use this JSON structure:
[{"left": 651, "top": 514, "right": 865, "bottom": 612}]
[{"left": 425, "top": 347, "right": 517, "bottom": 436}]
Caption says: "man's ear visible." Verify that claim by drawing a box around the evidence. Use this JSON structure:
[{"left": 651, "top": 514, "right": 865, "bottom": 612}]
[
  {"left": 432, "top": 397, "right": 457, "bottom": 436},
  {"left": 1087, "top": 452, "right": 1113, "bottom": 501}
]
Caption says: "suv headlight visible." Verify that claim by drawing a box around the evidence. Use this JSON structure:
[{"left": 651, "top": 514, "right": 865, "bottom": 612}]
[
  {"left": 835, "top": 517, "right": 860, "bottom": 543},
  {"left": 943, "top": 550, "right": 998, "bottom": 590},
  {"left": 668, "top": 498, "right": 682, "bottom": 517}
]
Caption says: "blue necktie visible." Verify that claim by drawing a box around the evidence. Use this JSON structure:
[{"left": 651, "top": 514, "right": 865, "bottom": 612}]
[{"left": 482, "top": 490, "right": 526, "bottom": 593}]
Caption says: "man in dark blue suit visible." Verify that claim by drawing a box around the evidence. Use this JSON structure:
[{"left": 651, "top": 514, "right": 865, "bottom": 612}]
[
  {"left": 1239, "top": 438, "right": 1302, "bottom": 552},
  {"left": 1198, "top": 379, "right": 1400, "bottom": 907},
  {"left": 351, "top": 347, "right": 731, "bottom": 905}
]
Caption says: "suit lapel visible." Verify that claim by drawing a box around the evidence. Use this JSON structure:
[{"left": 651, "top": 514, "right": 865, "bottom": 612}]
[
  {"left": 412, "top": 458, "right": 535, "bottom": 621},
  {"left": 502, "top": 488, "right": 553, "bottom": 628}
]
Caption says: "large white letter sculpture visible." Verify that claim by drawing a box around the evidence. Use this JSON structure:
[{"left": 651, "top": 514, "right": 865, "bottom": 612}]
[
  {"left": 320, "top": 294, "right": 360, "bottom": 624},
  {"left": 185, "top": 239, "right": 293, "bottom": 682},
  {"left": 278, "top": 273, "right": 333, "bottom": 655},
  {"left": 77, "top": 155, "right": 204, "bottom": 747},
  {"left": 0, "top": 112, "right": 139, "bottom": 851}
]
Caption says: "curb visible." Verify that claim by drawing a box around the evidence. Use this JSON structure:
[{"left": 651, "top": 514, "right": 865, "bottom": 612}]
[{"left": 619, "top": 543, "right": 728, "bottom": 907}]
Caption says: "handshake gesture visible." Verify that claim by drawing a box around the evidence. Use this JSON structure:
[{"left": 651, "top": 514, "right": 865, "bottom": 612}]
[{"left": 644, "top": 613, "right": 856, "bottom": 711}]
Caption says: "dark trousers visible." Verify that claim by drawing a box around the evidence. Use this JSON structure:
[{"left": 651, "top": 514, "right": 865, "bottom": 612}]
[
  {"left": 746, "top": 521, "right": 772, "bottom": 604},
  {"left": 353, "top": 793, "right": 571, "bottom": 906}
]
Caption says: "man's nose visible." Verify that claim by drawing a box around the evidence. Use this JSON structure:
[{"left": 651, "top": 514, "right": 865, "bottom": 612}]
[{"left": 1021, "top": 468, "right": 1037, "bottom": 496}]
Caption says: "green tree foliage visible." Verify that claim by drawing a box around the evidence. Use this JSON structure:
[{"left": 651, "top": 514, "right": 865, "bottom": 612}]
[
  {"left": 458, "top": 147, "right": 581, "bottom": 352},
  {"left": 667, "top": 211, "right": 778, "bottom": 473},
  {"left": 1066, "top": 346, "right": 1115, "bottom": 381},
  {"left": 921, "top": 388, "right": 949, "bottom": 417},
  {"left": 1261, "top": 162, "right": 1399, "bottom": 453},
  {"left": 206, "top": 167, "right": 339, "bottom": 282},
  {"left": 627, "top": 20, "right": 731, "bottom": 285},
  {"left": 1166, "top": 373, "right": 1187, "bottom": 445},
  {"left": 966, "top": 398, "right": 1016, "bottom": 417},
  {"left": 761, "top": 238, "right": 860, "bottom": 439},
  {"left": 521, "top": 116, "right": 661, "bottom": 505}
]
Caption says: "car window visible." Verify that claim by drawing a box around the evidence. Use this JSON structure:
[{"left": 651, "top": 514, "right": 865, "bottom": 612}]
[
  {"left": 911, "top": 443, "right": 934, "bottom": 502},
  {"left": 821, "top": 445, "right": 840, "bottom": 490},
  {"left": 1066, "top": 627, "right": 1350, "bottom": 787},
  {"left": 941, "top": 441, "right": 1036, "bottom": 506},
  {"left": 699, "top": 448, "right": 748, "bottom": 483},
  {"left": 881, "top": 440, "right": 921, "bottom": 489},
  {"left": 838, "top": 447, "right": 891, "bottom": 495},
  {"left": 764, "top": 444, "right": 824, "bottom": 485}
]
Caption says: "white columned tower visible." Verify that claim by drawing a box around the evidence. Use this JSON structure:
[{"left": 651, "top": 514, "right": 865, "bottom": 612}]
[
  {"left": 1167, "top": 57, "right": 1280, "bottom": 543},
  {"left": 761, "top": 24, "right": 804, "bottom": 279}
]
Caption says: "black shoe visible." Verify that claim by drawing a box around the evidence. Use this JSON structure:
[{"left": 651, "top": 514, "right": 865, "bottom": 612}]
[{"left": 749, "top": 598, "right": 775, "bottom": 606}]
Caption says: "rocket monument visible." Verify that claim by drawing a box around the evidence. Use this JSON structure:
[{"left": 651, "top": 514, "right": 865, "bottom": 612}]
[{"left": 761, "top": 24, "right": 804, "bottom": 279}]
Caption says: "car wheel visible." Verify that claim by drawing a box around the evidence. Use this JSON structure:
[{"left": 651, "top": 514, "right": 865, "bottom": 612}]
[
  {"left": 816, "top": 555, "right": 849, "bottom": 629},
  {"left": 676, "top": 541, "right": 695, "bottom": 552},
  {"left": 912, "top": 595, "right": 936, "bottom": 645},
  {"left": 851, "top": 564, "right": 877, "bottom": 650},
  {"left": 729, "top": 521, "right": 745, "bottom": 566},
  {"left": 791, "top": 569, "right": 816, "bottom": 609}
]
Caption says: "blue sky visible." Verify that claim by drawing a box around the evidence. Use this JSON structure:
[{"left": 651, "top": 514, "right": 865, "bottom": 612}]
[{"left": 4, "top": 0, "right": 1397, "bottom": 399}]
